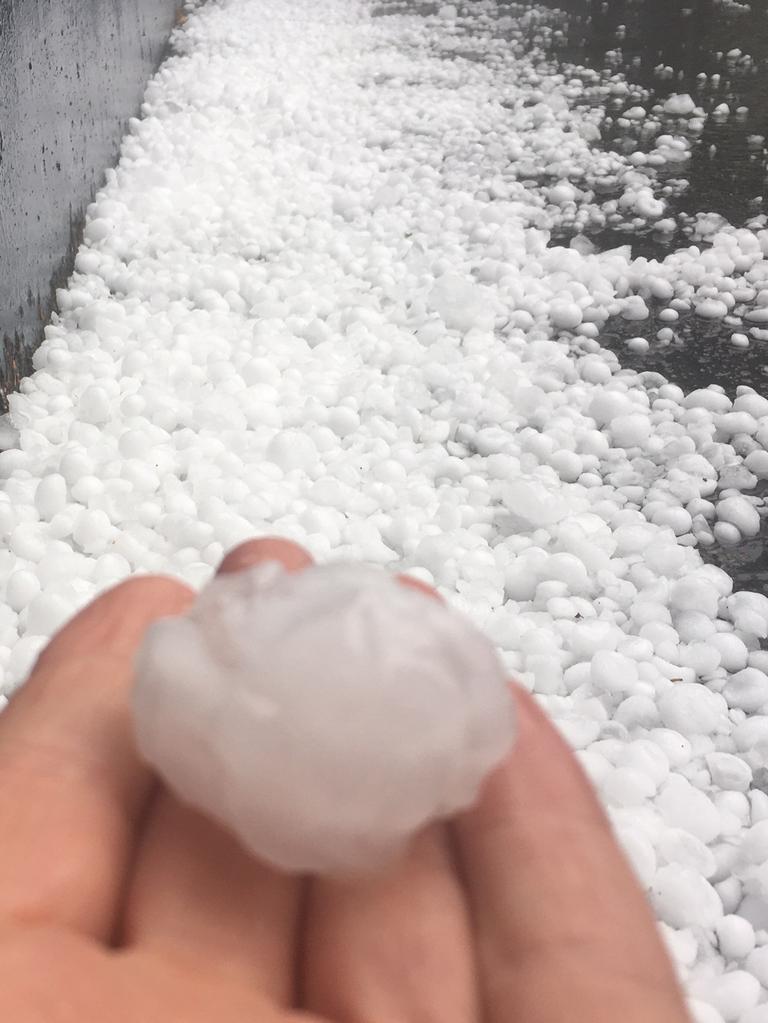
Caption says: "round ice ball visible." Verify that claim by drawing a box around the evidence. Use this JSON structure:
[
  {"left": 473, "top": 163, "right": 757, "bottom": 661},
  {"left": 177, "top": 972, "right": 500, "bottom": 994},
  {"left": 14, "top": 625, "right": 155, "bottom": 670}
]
[{"left": 132, "top": 562, "right": 514, "bottom": 875}]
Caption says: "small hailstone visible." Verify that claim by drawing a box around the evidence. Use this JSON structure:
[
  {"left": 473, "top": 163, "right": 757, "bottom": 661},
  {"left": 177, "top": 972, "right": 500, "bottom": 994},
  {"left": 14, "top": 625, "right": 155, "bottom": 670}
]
[
  {"left": 650, "top": 863, "right": 723, "bottom": 929},
  {"left": 696, "top": 298, "right": 729, "bottom": 319},
  {"left": 697, "top": 969, "right": 760, "bottom": 1021},
  {"left": 656, "top": 774, "right": 721, "bottom": 843},
  {"left": 664, "top": 93, "right": 696, "bottom": 116},
  {"left": 740, "top": 1006, "right": 768, "bottom": 1023},
  {"left": 609, "top": 413, "right": 651, "bottom": 448},
  {"left": 5, "top": 570, "right": 41, "bottom": 613},
  {"left": 723, "top": 667, "right": 768, "bottom": 713},
  {"left": 549, "top": 298, "right": 583, "bottom": 330},
  {"left": 626, "top": 336, "right": 649, "bottom": 353},
  {"left": 657, "top": 683, "right": 728, "bottom": 736},
  {"left": 717, "top": 497, "right": 761, "bottom": 538},
  {"left": 706, "top": 753, "right": 752, "bottom": 792},
  {"left": 716, "top": 915, "right": 755, "bottom": 960},
  {"left": 133, "top": 562, "right": 514, "bottom": 876}
]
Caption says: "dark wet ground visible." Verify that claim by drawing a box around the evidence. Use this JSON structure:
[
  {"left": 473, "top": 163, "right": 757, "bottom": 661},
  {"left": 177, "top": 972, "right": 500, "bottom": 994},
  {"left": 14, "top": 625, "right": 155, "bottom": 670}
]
[
  {"left": 525, "top": 0, "right": 768, "bottom": 590},
  {"left": 376, "top": 0, "right": 768, "bottom": 591},
  {"left": 539, "top": 0, "right": 768, "bottom": 226}
]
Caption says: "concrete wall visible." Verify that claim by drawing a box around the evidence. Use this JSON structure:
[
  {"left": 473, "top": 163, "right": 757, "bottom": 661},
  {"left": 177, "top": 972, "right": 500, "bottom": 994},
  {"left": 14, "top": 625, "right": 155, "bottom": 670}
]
[{"left": 0, "top": 0, "right": 180, "bottom": 407}]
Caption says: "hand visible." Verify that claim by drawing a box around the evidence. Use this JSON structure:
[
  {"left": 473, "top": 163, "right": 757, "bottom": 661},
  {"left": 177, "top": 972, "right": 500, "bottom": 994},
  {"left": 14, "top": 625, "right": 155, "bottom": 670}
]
[{"left": 0, "top": 538, "right": 690, "bottom": 1022}]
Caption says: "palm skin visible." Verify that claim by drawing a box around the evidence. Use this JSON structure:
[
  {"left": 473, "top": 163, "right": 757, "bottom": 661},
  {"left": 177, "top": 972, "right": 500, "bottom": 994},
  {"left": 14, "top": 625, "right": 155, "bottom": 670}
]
[{"left": 0, "top": 538, "right": 690, "bottom": 1023}]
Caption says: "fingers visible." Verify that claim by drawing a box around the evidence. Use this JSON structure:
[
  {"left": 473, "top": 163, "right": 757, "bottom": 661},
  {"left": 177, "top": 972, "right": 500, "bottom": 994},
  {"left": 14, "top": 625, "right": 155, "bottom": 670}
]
[
  {"left": 300, "top": 565, "right": 462, "bottom": 1020},
  {"left": 218, "top": 537, "right": 313, "bottom": 576},
  {"left": 397, "top": 574, "right": 444, "bottom": 602},
  {"left": 301, "top": 825, "right": 478, "bottom": 1023},
  {"left": 121, "top": 538, "right": 312, "bottom": 1002},
  {"left": 0, "top": 576, "right": 194, "bottom": 939},
  {"left": 452, "top": 686, "right": 689, "bottom": 1023}
]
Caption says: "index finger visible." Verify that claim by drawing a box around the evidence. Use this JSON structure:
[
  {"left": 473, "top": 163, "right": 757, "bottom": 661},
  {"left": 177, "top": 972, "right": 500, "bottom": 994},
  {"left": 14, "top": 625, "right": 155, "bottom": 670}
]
[
  {"left": 0, "top": 576, "right": 194, "bottom": 941},
  {"left": 452, "top": 686, "right": 690, "bottom": 1023}
]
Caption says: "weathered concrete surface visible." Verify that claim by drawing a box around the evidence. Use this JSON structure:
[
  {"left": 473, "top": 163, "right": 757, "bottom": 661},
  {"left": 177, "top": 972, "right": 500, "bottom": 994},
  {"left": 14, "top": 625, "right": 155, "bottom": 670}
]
[{"left": 0, "top": 0, "right": 180, "bottom": 408}]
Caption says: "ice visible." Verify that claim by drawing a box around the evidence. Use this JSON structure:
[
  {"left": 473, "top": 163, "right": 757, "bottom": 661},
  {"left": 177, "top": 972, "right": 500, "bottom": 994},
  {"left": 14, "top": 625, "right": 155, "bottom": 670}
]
[
  {"left": 658, "top": 683, "right": 729, "bottom": 735},
  {"left": 727, "top": 593, "right": 768, "bottom": 639},
  {"left": 717, "top": 498, "right": 761, "bottom": 538},
  {"left": 656, "top": 774, "right": 722, "bottom": 843},
  {"left": 549, "top": 298, "right": 583, "bottom": 330},
  {"left": 5, "top": 570, "right": 41, "bottom": 613},
  {"left": 695, "top": 971, "right": 761, "bottom": 1021},
  {"left": 740, "top": 1006, "right": 768, "bottom": 1023},
  {"left": 696, "top": 299, "right": 730, "bottom": 319},
  {"left": 651, "top": 863, "right": 723, "bottom": 928},
  {"left": 657, "top": 828, "right": 716, "bottom": 877},
  {"left": 609, "top": 413, "right": 652, "bottom": 447},
  {"left": 133, "top": 563, "right": 515, "bottom": 875},
  {"left": 590, "top": 649, "right": 639, "bottom": 695},
  {"left": 663, "top": 93, "right": 697, "bottom": 116},
  {"left": 707, "top": 753, "right": 753, "bottom": 792},
  {"left": 429, "top": 274, "right": 496, "bottom": 334},
  {"left": 745, "top": 948, "right": 768, "bottom": 989},
  {"left": 670, "top": 578, "right": 722, "bottom": 619},
  {"left": 724, "top": 669, "right": 768, "bottom": 713},
  {"left": 716, "top": 915, "right": 756, "bottom": 961}
]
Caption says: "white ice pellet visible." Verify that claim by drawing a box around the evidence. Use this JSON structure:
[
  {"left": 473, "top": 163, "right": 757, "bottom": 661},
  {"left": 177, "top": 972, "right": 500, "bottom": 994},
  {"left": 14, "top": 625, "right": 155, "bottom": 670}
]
[
  {"left": 696, "top": 970, "right": 761, "bottom": 1021},
  {"left": 651, "top": 864, "right": 723, "bottom": 929},
  {"left": 745, "top": 450, "right": 768, "bottom": 479},
  {"left": 590, "top": 649, "right": 639, "bottom": 696},
  {"left": 429, "top": 274, "right": 495, "bottom": 334},
  {"left": 626, "top": 336, "right": 649, "bottom": 353},
  {"left": 610, "top": 413, "right": 651, "bottom": 448},
  {"left": 717, "top": 413, "right": 759, "bottom": 438},
  {"left": 266, "top": 431, "right": 319, "bottom": 473},
  {"left": 549, "top": 299, "right": 583, "bottom": 331},
  {"left": 709, "top": 633, "right": 749, "bottom": 673},
  {"left": 656, "top": 774, "right": 722, "bottom": 843},
  {"left": 133, "top": 563, "right": 515, "bottom": 875},
  {"left": 740, "top": 1006, "right": 768, "bottom": 1023},
  {"left": 5, "top": 570, "right": 41, "bottom": 613},
  {"left": 717, "top": 498, "right": 761, "bottom": 538},
  {"left": 657, "top": 828, "right": 716, "bottom": 877},
  {"left": 723, "top": 669, "right": 768, "bottom": 713},
  {"left": 688, "top": 1000, "right": 725, "bottom": 1023},
  {"left": 34, "top": 474, "right": 67, "bottom": 520},
  {"left": 658, "top": 683, "right": 729, "bottom": 735},
  {"left": 727, "top": 593, "right": 768, "bottom": 639},
  {"left": 707, "top": 753, "right": 753, "bottom": 792},
  {"left": 696, "top": 299, "right": 729, "bottom": 319},
  {"left": 664, "top": 93, "right": 697, "bottom": 116},
  {"left": 670, "top": 578, "right": 721, "bottom": 619},
  {"left": 621, "top": 295, "right": 650, "bottom": 321},
  {"left": 745, "top": 946, "right": 768, "bottom": 988},
  {"left": 684, "top": 389, "right": 733, "bottom": 414},
  {"left": 716, "top": 915, "right": 756, "bottom": 961}
]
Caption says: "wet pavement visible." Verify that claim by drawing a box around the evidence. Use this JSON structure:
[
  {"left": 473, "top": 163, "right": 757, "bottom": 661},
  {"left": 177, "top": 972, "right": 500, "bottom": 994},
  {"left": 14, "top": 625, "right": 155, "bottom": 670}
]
[
  {"left": 529, "top": 0, "right": 768, "bottom": 590},
  {"left": 377, "top": 0, "right": 768, "bottom": 591}
]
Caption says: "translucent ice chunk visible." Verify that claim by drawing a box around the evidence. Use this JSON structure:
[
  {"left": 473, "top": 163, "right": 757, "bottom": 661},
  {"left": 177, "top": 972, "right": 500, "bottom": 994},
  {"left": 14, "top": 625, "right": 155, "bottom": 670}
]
[{"left": 133, "top": 562, "right": 514, "bottom": 876}]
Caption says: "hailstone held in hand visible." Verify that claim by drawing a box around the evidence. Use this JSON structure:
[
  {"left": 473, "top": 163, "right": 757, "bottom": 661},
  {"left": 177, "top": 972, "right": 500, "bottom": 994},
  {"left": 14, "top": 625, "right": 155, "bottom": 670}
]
[{"left": 132, "top": 561, "right": 515, "bottom": 876}]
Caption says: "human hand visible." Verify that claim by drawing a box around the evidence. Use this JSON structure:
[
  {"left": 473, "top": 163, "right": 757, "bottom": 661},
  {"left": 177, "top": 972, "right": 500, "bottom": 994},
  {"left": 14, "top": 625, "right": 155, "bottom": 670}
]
[{"left": 0, "top": 538, "right": 691, "bottom": 1022}]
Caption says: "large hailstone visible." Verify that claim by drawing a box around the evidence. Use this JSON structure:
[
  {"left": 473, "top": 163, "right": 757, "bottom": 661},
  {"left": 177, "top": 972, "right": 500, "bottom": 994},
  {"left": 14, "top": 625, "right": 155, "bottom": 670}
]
[{"left": 132, "top": 562, "right": 515, "bottom": 876}]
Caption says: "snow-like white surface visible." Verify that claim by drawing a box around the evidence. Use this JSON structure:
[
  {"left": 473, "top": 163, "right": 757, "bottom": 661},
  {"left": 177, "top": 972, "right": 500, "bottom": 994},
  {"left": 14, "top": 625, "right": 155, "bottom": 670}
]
[
  {"left": 133, "top": 561, "right": 514, "bottom": 874},
  {"left": 2, "top": 0, "right": 768, "bottom": 1016}
]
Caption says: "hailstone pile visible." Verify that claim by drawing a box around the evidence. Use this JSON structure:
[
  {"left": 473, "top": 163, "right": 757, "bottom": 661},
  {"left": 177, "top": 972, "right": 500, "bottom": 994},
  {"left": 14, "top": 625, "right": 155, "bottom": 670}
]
[{"left": 132, "top": 561, "right": 515, "bottom": 875}]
